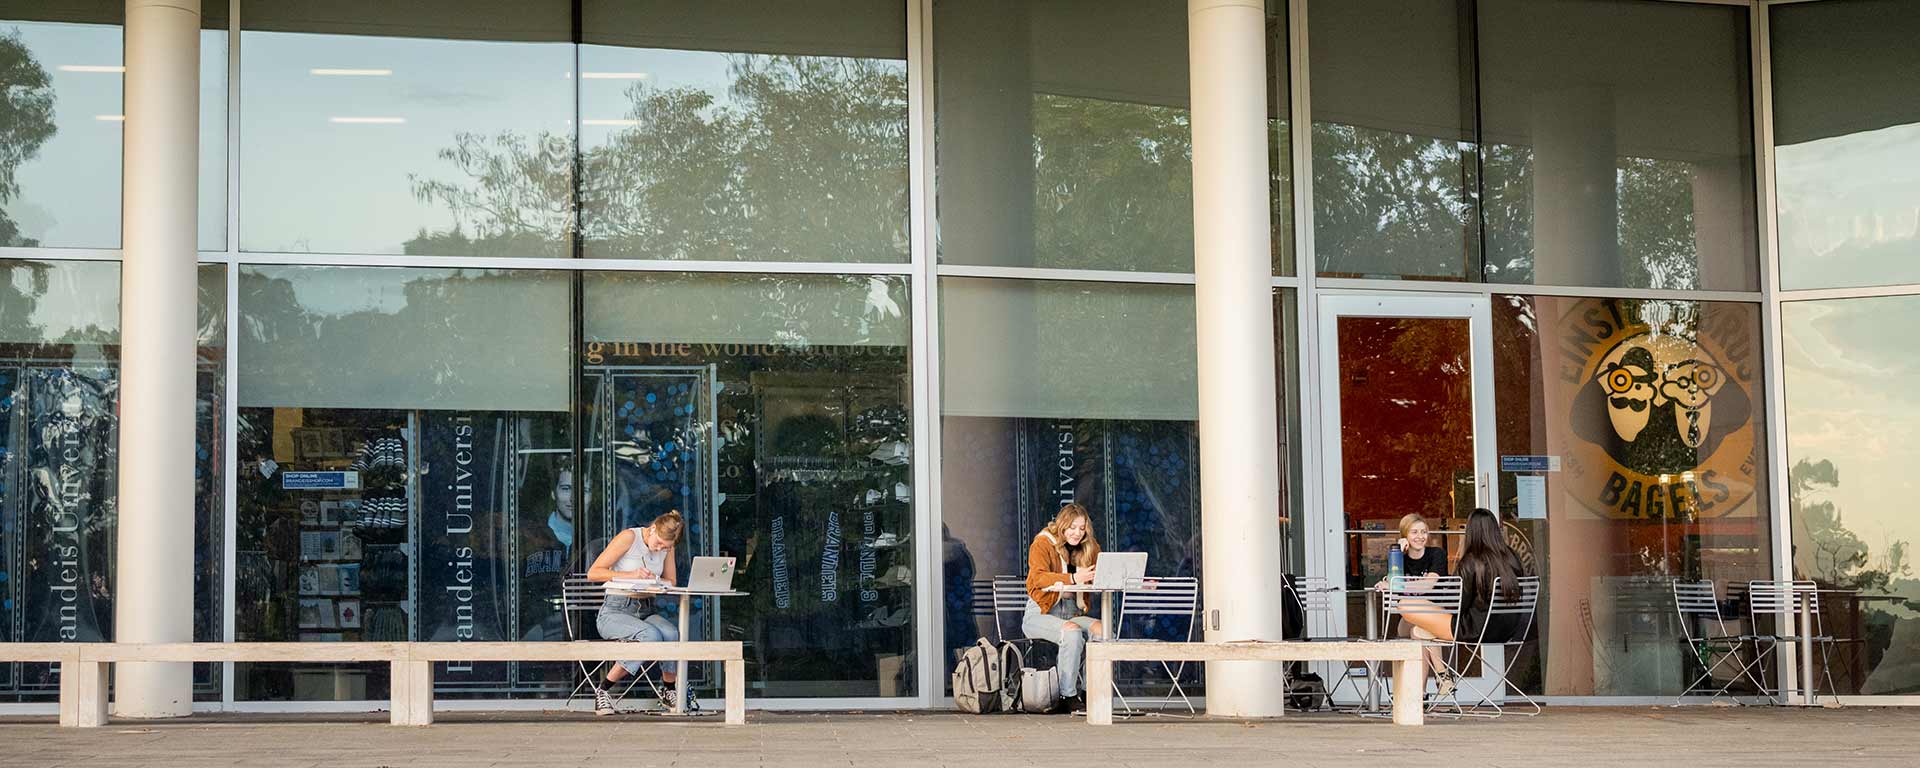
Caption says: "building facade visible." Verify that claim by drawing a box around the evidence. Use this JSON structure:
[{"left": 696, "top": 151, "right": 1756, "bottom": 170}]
[{"left": 1, "top": 0, "right": 1918, "bottom": 714}]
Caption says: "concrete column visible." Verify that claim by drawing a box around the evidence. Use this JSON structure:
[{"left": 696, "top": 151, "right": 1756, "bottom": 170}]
[
  {"left": 1531, "top": 86, "right": 1618, "bottom": 287},
  {"left": 1188, "top": 0, "right": 1286, "bottom": 717},
  {"left": 114, "top": 0, "right": 200, "bottom": 718}
]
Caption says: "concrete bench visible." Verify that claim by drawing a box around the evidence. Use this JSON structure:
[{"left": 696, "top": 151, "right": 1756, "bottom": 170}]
[
  {"left": 0, "top": 641, "right": 745, "bottom": 727},
  {"left": 1084, "top": 640, "right": 1427, "bottom": 726}
]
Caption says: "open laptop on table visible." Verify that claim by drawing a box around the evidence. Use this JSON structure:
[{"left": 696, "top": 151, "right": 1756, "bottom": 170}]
[
  {"left": 684, "top": 556, "right": 737, "bottom": 592},
  {"left": 1092, "top": 552, "right": 1148, "bottom": 589}
]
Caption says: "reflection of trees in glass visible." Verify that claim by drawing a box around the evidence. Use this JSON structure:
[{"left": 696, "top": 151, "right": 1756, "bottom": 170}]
[
  {"left": 1032, "top": 94, "right": 1192, "bottom": 272},
  {"left": 406, "top": 55, "right": 909, "bottom": 261},
  {"left": 1311, "top": 122, "right": 1474, "bottom": 279},
  {"left": 1794, "top": 457, "right": 1910, "bottom": 593},
  {"left": 0, "top": 31, "right": 57, "bottom": 247}
]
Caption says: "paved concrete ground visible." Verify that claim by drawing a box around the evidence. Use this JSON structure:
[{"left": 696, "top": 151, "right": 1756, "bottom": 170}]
[{"left": 0, "top": 707, "right": 1913, "bottom": 767}]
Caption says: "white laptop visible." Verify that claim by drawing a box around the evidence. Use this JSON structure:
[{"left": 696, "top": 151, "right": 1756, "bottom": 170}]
[
  {"left": 1092, "top": 552, "right": 1148, "bottom": 589},
  {"left": 685, "top": 556, "right": 737, "bottom": 592}
]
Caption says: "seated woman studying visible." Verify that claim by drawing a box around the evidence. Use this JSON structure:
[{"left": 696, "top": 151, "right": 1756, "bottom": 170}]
[
  {"left": 586, "top": 510, "right": 687, "bottom": 716},
  {"left": 1023, "top": 503, "right": 1103, "bottom": 712}
]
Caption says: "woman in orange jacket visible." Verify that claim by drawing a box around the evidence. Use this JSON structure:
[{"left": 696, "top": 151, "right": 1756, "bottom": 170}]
[{"left": 1021, "top": 502, "right": 1103, "bottom": 710}]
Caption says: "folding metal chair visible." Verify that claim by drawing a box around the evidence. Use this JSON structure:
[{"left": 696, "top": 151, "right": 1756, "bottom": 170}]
[
  {"left": 1113, "top": 576, "right": 1200, "bottom": 716},
  {"left": 971, "top": 577, "right": 999, "bottom": 642},
  {"left": 1671, "top": 579, "right": 1765, "bottom": 706},
  {"left": 562, "top": 575, "right": 667, "bottom": 712},
  {"left": 1454, "top": 575, "right": 1542, "bottom": 717},
  {"left": 1747, "top": 579, "right": 1839, "bottom": 705},
  {"left": 1281, "top": 576, "right": 1375, "bottom": 711},
  {"left": 989, "top": 575, "right": 1029, "bottom": 642},
  {"left": 1380, "top": 575, "right": 1464, "bottom": 716}
]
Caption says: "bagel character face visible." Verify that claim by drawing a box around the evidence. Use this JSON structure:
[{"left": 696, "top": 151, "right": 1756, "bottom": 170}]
[{"left": 1595, "top": 345, "right": 1657, "bottom": 442}]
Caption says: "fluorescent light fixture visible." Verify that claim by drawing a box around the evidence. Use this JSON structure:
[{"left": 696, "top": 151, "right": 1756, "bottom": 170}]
[
  {"left": 582, "top": 119, "right": 640, "bottom": 127},
  {"left": 60, "top": 65, "right": 124, "bottom": 73},
  {"left": 95, "top": 115, "right": 125, "bottom": 121},
  {"left": 329, "top": 116, "right": 406, "bottom": 124},
  {"left": 582, "top": 72, "right": 649, "bottom": 80},
  {"left": 310, "top": 68, "right": 393, "bottom": 76}
]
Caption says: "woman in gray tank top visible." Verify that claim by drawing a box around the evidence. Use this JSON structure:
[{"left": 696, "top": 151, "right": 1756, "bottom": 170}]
[{"left": 586, "top": 510, "right": 685, "bottom": 715}]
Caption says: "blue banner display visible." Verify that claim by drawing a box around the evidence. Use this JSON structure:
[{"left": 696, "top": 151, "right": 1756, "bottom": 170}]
[
  {"left": 1500, "top": 455, "right": 1562, "bottom": 473},
  {"left": 21, "top": 366, "right": 118, "bottom": 661},
  {"left": 417, "top": 413, "right": 511, "bottom": 689}
]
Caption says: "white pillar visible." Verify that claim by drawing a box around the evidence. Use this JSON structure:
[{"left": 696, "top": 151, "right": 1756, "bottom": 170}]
[
  {"left": 115, "top": 0, "right": 200, "bottom": 718},
  {"left": 1189, "top": 0, "right": 1286, "bottom": 717}
]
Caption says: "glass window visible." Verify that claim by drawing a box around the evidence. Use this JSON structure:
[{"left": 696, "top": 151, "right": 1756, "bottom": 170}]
[
  {"left": 934, "top": 0, "right": 1195, "bottom": 273},
  {"left": 1493, "top": 295, "right": 1770, "bottom": 696},
  {"left": 584, "top": 272, "right": 914, "bottom": 698},
  {"left": 239, "top": 1, "right": 573, "bottom": 257},
  {"left": 1478, "top": 0, "right": 1755, "bottom": 291},
  {"left": 1772, "top": 0, "right": 1920, "bottom": 290},
  {"left": 1785, "top": 295, "right": 1920, "bottom": 695},
  {"left": 234, "top": 265, "right": 572, "bottom": 701},
  {"left": 1307, "top": 0, "right": 1475, "bottom": 281},
  {"left": 0, "top": 3, "right": 228, "bottom": 251},
  {"left": 939, "top": 277, "right": 1213, "bottom": 692},
  {"left": 579, "top": 0, "right": 908, "bottom": 263},
  {"left": 1267, "top": 0, "right": 1294, "bottom": 276},
  {"left": 0, "top": 259, "right": 225, "bottom": 701}
]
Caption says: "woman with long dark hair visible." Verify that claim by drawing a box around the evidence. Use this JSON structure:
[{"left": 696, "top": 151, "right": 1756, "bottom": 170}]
[{"left": 1455, "top": 508, "right": 1531, "bottom": 646}]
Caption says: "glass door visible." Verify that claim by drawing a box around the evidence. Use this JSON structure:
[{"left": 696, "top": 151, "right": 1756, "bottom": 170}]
[{"left": 1312, "top": 293, "right": 1497, "bottom": 699}]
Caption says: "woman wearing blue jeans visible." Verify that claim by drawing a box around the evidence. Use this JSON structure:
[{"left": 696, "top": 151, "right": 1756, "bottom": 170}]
[
  {"left": 587, "top": 510, "right": 685, "bottom": 715},
  {"left": 1022, "top": 503, "right": 1103, "bottom": 712}
]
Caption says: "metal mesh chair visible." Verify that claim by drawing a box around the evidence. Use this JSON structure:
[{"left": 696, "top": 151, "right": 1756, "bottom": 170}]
[
  {"left": 1281, "top": 575, "right": 1375, "bottom": 711},
  {"left": 1671, "top": 579, "right": 1764, "bottom": 705},
  {"left": 989, "top": 575, "right": 1029, "bottom": 642},
  {"left": 1381, "top": 576, "right": 1464, "bottom": 715},
  {"left": 1454, "top": 575, "right": 1542, "bottom": 717},
  {"left": 562, "top": 575, "right": 665, "bottom": 712},
  {"left": 1747, "top": 579, "right": 1839, "bottom": 705},
  {"left": 1114, "top": 576, "right": 1200, "bottom": 715},
  {"left": 971, "top": 577, "right": 999, "bottom": 642}
]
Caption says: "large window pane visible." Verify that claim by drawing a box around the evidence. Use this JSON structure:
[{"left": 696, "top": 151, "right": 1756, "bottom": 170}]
[
  {"left": 1307, "top": 0, "right": 1475, "bottom": 281},
  {"left": 1773, "top": 0, "right": 1920, "bottom": 290},
  {"left": 580, "top": 0, "right": 908, "bottom": 263},
  {"left": 1493, "top": 295, "right": 1770, "bottom": 696},
  {"left": 240, "top": 1, "right": 573, "bottom": 257},
  {"left": 939, "top": 277, "right": 1212, "bottom": 693},
  {"left": 1785, "top": 295, "right": 1920, "bottom": 695},
  {"left": 1267, "top": 1, "right": 1294, "bottom": 276},
  {"left": 235, "top": 265, "right": 572, "bottom": 701},
  {"left": 585, "top": 272, "right": 914, "bottom": 698},
  {"left": 935, "top": 0, "right": 1194, "bottom": 273},
  {"left": 0, "top": 259, "right": 225, "bottom": 701},
  {"left": 0, "top": 3, "right": 228, "bottom": 251},
  {"left": 1479, "top": 0, "right": 1755, "bottom": 291}
]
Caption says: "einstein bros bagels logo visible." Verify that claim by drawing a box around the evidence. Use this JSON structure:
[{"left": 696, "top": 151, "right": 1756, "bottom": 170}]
[{"left": 1564, "top": 299, "right": 1759, "bottom": 520}]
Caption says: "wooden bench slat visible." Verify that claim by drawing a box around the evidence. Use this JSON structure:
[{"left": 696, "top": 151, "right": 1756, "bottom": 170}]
[
  {"left": 0, "top": 643, "right": 85, "bottom": 662},
  {"left": 78, "top": 643, "right": 411, "bottom": 663},
  {"left": 1087, "top": 640, "right": 1424, "bottom": 663},
  {"left": 408, "top": 641, "right": 742, "bottom": 662}
]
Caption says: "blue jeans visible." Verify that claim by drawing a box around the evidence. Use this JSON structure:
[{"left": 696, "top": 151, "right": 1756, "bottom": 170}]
[
  {"left": 1022, "top": 598, "right": 1099, "bottom": 697},
  {"left": 597, "top": 594, "right": 679, "bottom": 675}
]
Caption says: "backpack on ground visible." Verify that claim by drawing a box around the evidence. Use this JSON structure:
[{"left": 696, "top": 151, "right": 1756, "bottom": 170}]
[{"left": 951, "top": 638, "right": 1005, "bottom": 713}]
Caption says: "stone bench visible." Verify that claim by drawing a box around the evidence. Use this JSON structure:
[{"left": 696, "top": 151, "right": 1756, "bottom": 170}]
[
  {"left": 1084, "top": 640, "right": 1427, "bottom": 725},
  {"left": 0, "top": 641, "right": 745, "bottom": 727}
]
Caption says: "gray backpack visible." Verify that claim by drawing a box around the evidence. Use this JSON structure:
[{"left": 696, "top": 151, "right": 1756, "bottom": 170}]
[{"left": 951, "top": 639, "right": 1006, "bottom": 713}]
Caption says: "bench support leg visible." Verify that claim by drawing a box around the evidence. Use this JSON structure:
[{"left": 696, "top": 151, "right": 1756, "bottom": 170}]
[
  {"left": 724, "top": 659, "right": 746, "bottom": 725},
  {"left": 59, "top": 660, "right": 109, "bottom": 728},
  {"left": 1086, "top": 654, "right": 1114, "bottom": 725},
  {"left": 1391, "top": 658, "right": 1423, "bottom": 726},
  {"left": 391, "top": 661, "right": 434, "bottom": 726}
]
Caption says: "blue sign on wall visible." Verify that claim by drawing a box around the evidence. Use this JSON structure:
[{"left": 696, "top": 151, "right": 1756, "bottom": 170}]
[
  {"left": 281, "top": 471, "right": 361, "bottom": 490},
  {"left": 1499, "top": 455, "right": 1561, "bottom": 473}
]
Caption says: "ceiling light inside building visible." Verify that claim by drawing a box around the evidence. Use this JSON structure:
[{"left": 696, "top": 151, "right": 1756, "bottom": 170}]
[
  {"left": 582, "top": 72, "right": 648, "bottom": 80},
  {"left": 329, "top": 117, "right": 406, "bottom": 124},
  {"left": 311, "top": 68, "right": 393, "bottom": 76},
  {"left": 60, "top": 65, "right": 124, "bottom": 73}
]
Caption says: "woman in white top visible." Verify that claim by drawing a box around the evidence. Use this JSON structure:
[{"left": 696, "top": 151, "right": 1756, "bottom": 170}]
[{"left": 586, "top": 510, "right": 684, "bottom": 715}]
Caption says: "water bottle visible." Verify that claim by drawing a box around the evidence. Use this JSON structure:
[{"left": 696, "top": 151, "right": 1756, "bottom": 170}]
[{"left": 1387, "top": 543, "right": 1404, "bottom": 589}]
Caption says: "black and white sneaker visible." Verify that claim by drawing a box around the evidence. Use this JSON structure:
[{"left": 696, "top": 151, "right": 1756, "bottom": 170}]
[
  {"left": 593, "top": 687, "right": 616, "bottom": 716},
  {"left": 656, "top": 685, "right": 700, "bottom": 712}
]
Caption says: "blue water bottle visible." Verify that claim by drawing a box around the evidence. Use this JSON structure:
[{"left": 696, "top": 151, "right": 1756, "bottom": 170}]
[{"left": 1387, "top": 543, "right": 1405, "bottom": 588}]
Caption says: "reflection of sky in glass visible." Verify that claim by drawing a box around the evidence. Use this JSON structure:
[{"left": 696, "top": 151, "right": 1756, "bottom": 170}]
[
  {"left": 1785, "top": 297, "right": 1920, "bottom": 581},
  {"left": 578, "top": 45, "right": 730, "bottom": 145},
  {"left": 0, "top": 22, "right": 227, "bottom": 251},
  {"left": 240, "top": 32, "right": 572, "bottom": 255},
  {"left": 1777, "top": 124, "right": 1920, "bottom": 290}
]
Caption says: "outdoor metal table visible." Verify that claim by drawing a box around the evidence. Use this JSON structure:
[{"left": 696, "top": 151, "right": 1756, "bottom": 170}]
[
  {"left": 624, "top": 586, "right": 749, "bottom": 716},
  {"left": 1043, "top": 582, "right": 1136, "bottom": 641}
]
